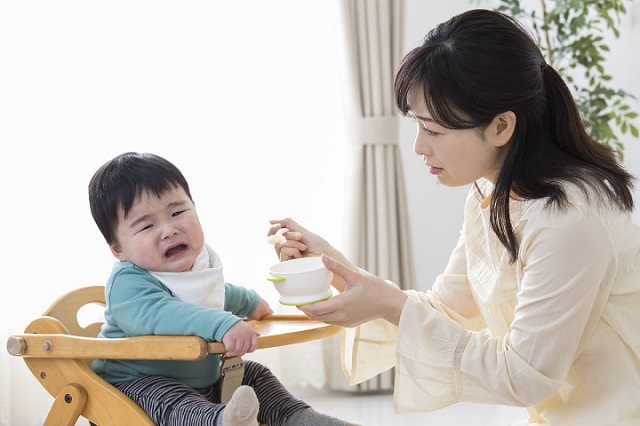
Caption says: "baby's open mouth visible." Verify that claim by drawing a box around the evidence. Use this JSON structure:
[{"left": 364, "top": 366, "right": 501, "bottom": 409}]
[{"left": 165, "top": 244, "right": 187, "bottom": 257}]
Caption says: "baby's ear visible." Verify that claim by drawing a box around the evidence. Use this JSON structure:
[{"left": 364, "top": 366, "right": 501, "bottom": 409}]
[{"left": 109, "top": 243, "right": 126, "bottom": 261}]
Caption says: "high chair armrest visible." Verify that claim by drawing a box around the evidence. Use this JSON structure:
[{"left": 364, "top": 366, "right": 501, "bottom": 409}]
[
  {"left": 6, "top": 314, "right": 228, "bottom": 361},
  {"left": 7, "top": 333, "right": 213, "bottom": 360}
]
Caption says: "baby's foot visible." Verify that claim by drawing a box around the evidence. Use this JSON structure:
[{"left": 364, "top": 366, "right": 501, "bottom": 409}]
[{"left": 223, "top": 385, "right": 259, "bottom": 426}]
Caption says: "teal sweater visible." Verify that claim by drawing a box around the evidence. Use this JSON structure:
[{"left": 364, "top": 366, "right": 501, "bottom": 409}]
[{"left": 91, "top": 262, "right": 261, "bottom": 388}]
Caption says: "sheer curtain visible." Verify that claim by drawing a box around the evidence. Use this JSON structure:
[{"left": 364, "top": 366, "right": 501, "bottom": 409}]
[
  {"left": 0, "top": 2, "right": 345, "bottom": 425},
  {"left": 330, "top": 0, "right": 414, "bottom": 392}
]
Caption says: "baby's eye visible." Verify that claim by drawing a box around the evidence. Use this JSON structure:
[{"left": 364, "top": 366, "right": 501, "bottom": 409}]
[
  {"left": 140, "top": 224, "right": 153, "bottom": 231},
  {"left": 172, "top": 210, "right": 186, "bottom": 217}
]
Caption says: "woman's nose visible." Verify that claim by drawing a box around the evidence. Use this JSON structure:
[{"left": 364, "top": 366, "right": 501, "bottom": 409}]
[{"left": 414, "top": 132, "right": 432, "bottom": 156}]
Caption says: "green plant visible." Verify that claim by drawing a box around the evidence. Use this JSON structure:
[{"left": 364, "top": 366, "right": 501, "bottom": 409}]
[{"left": 472, "top": 0, "right": 638, "bottom": 159}]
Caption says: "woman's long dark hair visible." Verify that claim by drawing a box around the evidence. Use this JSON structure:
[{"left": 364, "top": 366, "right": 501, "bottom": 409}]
[{"left": 394, "top": 9, "right": 635, "bottom": 261}]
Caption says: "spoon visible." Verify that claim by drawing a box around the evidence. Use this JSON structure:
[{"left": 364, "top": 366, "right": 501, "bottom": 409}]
[{"left": 267, "top": 227, "right": 289, "bottom": 245}]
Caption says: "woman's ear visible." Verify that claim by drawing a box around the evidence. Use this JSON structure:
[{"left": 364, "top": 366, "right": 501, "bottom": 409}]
[{"left": 490, "top": 111, "right": 516, "bottom": 147}]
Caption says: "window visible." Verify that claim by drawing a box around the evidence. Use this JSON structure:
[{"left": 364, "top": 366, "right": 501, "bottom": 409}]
[{"left": 1, "top": 1, "right": 346, "bottom": 318}]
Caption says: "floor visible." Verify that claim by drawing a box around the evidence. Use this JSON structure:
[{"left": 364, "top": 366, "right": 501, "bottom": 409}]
[
  {"left": 70, "top": 388, "right": 529, "bottom": 426},
  {"left": 295, "top": 388, "right": 528, "bottom": 426}
]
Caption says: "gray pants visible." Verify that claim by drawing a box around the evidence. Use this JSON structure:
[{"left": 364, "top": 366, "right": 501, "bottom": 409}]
[{"left": 114, "top": 359, "right": 309, "bottom": 426}]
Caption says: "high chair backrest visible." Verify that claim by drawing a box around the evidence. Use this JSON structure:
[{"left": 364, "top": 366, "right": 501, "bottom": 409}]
[{"left": 43, "top": 285, "right": 105, "bottom": 338}]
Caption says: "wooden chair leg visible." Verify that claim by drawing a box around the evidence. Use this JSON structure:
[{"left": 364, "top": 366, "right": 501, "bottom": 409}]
[{"left": 44, "top": 384, "right": 87, "bottom": 426}]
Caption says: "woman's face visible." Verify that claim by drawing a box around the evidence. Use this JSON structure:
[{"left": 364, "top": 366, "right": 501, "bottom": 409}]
[{"left": 407, "top": 86, "right": 513, "bottom": 187}]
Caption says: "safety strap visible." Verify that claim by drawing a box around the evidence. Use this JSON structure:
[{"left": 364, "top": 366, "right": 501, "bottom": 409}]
[{"left": 219, "top": 356, "right": 244, "bottom": 404}]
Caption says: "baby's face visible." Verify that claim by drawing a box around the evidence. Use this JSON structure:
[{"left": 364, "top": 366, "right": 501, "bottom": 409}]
[{"left": 109, "top": 186, "right": 205, "bottom": 272}]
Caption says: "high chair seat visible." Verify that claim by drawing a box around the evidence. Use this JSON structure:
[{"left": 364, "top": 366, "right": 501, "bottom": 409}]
[{"left": 6, "top": 286, "right": 340, "bottom": 426}]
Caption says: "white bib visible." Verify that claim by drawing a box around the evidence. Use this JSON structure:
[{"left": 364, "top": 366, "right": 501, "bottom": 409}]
[{"left": 149, "top": 243, "right": 225, "bottom": 309}]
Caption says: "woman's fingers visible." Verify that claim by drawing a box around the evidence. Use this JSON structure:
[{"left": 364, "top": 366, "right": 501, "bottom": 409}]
[
  {"left": 278, "top": 240, "right": 308, "bottom": 260},
  {"left": 300, "top": 297, "right": 342, "bottom": 322},
  {"left": 279, "top": 246, "right": 303, "bottom": 261},
  {"left": 269, "top": 218, "right": 304, "bottom": 235},
  {"left": 321, "top": 254, "right": 357, "bottom": 281},
  {"left": 300, "top": 257, "right": 361, "bottom": 326},
  {"left": 268, "top": 219, "right": 309, "bottom": 260}
]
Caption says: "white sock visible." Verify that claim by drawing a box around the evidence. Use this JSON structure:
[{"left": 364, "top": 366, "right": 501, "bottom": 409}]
[{"left": 222, "top": 385, "right": 259, "bottom": 426}]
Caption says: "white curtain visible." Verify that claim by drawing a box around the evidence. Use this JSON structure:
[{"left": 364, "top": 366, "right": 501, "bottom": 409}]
[{"left": 328, "top": 0, "right": 414, "bottom": 392}]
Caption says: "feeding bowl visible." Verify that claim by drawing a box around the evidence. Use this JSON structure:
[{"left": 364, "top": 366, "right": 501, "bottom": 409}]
[{"left": 268, "top": 257, "right": 333, "bottom": 306}]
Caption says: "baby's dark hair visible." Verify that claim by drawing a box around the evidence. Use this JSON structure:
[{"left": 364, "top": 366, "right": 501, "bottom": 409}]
[{"left": 88, "top": 152, "right": 193, "bottom": 245}]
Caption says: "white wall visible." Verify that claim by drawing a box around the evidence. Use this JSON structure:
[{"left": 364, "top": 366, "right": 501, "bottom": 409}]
[{"left": 401, "top": 0, "right": 640, "bottom": 291}]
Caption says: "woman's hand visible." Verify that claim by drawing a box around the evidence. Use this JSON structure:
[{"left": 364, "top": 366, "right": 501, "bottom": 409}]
[
  {"left": 268, "top": 218, "right": 332, "bottom": 261},
  {"left": 268, "top": 218, "right": 357, "bottom": 292},
  {"left": 299, "top": 255, "right": 408, "bottom": 327}
]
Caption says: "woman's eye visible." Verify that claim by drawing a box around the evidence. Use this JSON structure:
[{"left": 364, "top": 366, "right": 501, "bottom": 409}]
[
  {"left": 418, "top": 122, "right": 438, "bottom": 136},
  {"left": 407, "top": 114, "right": 438, "bottom": 136}
]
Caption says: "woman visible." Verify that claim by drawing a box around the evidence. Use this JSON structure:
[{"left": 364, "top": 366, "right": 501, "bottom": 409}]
[{"left": 268, "top": 9, "right": 640, "bottom": 425}]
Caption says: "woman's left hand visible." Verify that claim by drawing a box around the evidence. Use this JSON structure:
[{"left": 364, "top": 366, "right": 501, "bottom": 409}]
[{"left": 299, "top": 255, "right": 408, "bottom": 327}]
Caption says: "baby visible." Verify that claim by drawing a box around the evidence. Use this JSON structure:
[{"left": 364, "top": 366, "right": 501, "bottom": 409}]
[{"left": 88, "top": 152, "right": 355, "bottom": 426}]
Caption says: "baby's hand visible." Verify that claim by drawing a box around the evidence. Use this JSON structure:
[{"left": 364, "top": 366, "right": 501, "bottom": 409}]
[
  {"left": 249, "top": 299, "right": 273, "bottom": 320},
  {"left": 222, "top": 320, "right": 259, "bottom": 356}
]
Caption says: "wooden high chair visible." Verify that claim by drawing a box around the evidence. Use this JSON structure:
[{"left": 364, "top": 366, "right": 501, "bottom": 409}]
[{"left": 6, "top": 286, "right": 340, "bottom": 426}]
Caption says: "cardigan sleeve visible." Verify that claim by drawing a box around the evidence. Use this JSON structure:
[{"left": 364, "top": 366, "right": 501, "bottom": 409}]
[
  {"left": 341, "top": 231, "right": 485, "bottom": 388},
  {"left": 424, "top": 231, "right": 486, "bottom": 331}
]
